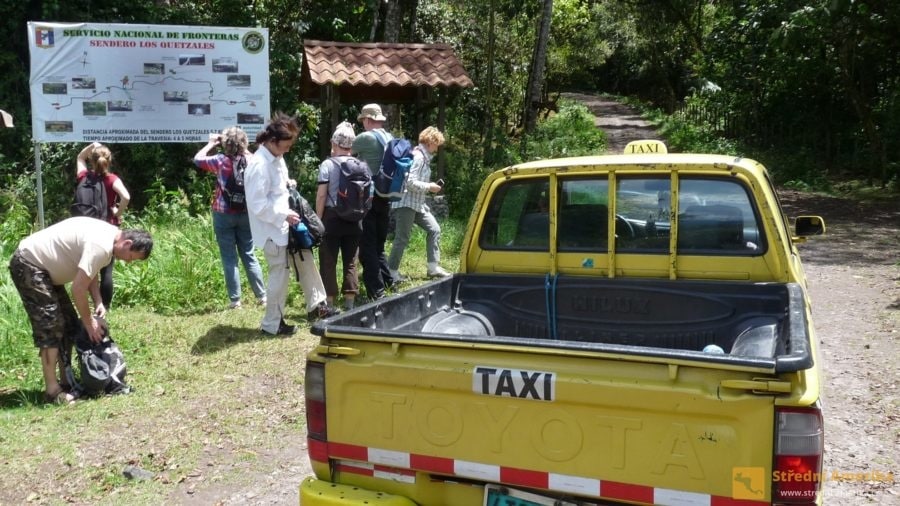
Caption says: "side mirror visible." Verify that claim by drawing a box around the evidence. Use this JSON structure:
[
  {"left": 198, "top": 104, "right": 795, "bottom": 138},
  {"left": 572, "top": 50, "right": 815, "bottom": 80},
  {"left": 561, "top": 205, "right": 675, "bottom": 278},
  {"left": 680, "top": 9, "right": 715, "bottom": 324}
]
[{"left": 794, "top": 216, "right": 825, "bottom": 237}]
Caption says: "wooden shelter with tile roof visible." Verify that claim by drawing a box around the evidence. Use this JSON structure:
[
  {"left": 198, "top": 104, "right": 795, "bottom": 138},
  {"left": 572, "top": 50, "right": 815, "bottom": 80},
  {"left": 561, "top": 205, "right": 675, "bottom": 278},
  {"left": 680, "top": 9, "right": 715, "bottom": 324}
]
[{"left": 301, "top": 40, "right": 473, "bottom": 158}]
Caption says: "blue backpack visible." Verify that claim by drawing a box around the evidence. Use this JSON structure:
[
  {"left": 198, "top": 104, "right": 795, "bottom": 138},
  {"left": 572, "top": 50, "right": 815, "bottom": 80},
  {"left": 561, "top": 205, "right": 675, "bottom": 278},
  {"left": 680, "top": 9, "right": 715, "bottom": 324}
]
[{"left": 374, "top": 138, "right": 413, "bottom": 202}]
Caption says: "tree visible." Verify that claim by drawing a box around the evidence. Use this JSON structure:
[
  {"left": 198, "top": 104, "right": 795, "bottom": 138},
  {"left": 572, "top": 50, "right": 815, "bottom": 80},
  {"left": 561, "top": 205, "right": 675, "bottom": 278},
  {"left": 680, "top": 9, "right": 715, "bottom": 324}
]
[{"left": 523, "top": 0, "right": 553, "bottom": 133}]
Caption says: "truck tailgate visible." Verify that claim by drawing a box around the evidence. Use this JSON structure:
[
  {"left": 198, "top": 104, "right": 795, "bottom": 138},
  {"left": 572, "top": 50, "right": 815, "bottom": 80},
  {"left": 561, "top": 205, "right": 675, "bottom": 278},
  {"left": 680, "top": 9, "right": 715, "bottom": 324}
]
[{"left": 312, "top": 339, "right": 775, "bottom": 504}]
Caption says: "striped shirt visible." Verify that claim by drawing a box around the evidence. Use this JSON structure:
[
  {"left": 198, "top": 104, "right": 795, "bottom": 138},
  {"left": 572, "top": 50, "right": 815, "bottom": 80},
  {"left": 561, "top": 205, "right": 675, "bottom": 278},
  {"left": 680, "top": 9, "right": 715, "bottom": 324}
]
[
  {"left": 193, "top": 153, "right": 244, "bottom": 214},
  {"left": 391, "top": 145, "right": 431, "bottom": 213}
]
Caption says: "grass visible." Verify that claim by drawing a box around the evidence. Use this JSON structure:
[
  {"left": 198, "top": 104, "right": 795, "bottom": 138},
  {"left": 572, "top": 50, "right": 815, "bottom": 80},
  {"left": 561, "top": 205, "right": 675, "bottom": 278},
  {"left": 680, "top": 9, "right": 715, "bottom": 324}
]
[{"left": 0, "top": 212, "right": 468, "bottom": 504}]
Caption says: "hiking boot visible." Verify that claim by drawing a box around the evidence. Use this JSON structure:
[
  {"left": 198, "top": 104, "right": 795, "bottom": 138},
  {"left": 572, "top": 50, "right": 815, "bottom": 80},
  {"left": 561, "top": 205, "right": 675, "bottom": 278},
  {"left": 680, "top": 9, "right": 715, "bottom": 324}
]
[
  {"left": 389, "top": 270, "right": 408, "bottom": 284},
  {"left": 308, "top": 302, "right": 340, "bottom": 322},
  {"left": 426, "top": 264, "right": 451, "bottom": 278},
  {"left": 262, "top": 320, "right": 296, "bottom": 336}
]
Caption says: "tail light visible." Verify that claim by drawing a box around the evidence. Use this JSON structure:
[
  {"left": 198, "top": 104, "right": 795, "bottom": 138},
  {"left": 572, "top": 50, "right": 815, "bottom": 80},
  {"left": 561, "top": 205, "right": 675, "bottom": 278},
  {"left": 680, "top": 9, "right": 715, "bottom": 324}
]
[
  {"left": 305, "top": 361, "right": 327, "bottom": 440},
  {"left": 773, "top": 406, "right": 823, "bottom": 505}
]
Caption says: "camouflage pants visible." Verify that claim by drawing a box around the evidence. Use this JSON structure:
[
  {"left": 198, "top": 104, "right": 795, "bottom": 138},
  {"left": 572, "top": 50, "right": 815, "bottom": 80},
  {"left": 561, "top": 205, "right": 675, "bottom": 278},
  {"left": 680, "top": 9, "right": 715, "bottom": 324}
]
[{"left": 8, "top": 250, "right": 82, "bottom": 350}]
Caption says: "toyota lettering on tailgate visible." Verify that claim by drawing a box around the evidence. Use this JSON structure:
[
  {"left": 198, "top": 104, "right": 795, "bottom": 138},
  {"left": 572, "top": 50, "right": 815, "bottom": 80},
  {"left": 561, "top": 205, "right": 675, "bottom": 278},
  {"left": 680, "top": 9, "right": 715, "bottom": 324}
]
[{"left": 473, "top": 366, "right": 556, "bottom": 401}]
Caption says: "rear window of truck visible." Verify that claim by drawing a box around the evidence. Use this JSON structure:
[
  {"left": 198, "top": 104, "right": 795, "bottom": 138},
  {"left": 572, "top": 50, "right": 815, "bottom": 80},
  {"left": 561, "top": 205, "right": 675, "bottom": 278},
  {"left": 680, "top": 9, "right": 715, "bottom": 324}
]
[{"left": 479, "top": 176, "right": 766, "bottom": 255}]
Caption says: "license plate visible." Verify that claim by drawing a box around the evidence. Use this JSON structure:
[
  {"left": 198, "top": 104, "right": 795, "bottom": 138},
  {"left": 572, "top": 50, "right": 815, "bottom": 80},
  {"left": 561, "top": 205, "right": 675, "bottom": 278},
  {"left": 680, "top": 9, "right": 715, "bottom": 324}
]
[{"left": 483, "top": 484, "right": 579, "bottom": 506}]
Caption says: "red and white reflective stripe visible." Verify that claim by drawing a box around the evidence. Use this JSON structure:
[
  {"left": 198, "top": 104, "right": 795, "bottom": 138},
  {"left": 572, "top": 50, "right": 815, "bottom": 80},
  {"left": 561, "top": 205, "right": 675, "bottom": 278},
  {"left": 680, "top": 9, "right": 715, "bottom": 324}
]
[
  {"left": 336, "top": 460, "right": 416, "bottom": 484},
  {"left": 309, "top": 439, "right": 768, "bottom": 506}
]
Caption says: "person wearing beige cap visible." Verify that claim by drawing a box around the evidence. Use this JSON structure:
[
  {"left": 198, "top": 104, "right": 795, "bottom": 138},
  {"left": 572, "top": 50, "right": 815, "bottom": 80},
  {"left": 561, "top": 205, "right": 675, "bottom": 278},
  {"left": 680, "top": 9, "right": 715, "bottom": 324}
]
[{"left": 352, "top": 104, "right": 395, "bottom": 300}]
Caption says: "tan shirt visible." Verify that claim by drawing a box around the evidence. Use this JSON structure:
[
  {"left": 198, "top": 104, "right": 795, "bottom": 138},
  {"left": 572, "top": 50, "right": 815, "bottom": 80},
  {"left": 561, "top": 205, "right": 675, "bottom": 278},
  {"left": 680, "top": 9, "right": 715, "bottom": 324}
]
[{"left": 17, "top": 217, "right": 119, "bottom": 285}]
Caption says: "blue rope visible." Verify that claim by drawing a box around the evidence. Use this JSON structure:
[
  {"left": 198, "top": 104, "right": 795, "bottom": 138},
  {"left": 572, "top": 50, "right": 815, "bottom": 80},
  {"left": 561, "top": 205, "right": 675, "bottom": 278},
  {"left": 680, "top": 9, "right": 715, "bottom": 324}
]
[
  {"left": 545, "top": 274, "right": 552, "bottom": 339},
  {"left": 545, "top": 273, "right": 559, "bottom": 340}
]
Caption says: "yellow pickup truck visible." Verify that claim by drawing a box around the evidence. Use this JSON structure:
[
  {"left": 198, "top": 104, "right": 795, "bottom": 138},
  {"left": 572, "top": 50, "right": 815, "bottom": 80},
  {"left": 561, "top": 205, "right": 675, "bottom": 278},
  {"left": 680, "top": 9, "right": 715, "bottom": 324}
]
[{"left": 301, "top": 141, "right": 826, "bottom": 505}]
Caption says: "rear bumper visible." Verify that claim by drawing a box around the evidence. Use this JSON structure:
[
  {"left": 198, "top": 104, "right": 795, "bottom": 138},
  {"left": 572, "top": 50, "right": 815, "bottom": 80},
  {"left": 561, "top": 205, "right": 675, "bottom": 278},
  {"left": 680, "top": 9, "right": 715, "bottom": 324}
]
[{"left": 300, "top": 477, "right": 417, "bottom": 506}]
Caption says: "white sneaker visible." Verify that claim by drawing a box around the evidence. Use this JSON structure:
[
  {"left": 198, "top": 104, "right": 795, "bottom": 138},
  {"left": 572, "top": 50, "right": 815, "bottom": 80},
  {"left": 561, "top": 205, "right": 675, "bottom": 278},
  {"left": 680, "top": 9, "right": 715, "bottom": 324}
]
[
  {"left": 258, "top": 297, "right": 267, "bottom": 306},
  {"left": 426, "top": 264, "right": 451, "bottom": 278},
  {"left": 228, "top": 300, "right": 242, "bottom": 309}
]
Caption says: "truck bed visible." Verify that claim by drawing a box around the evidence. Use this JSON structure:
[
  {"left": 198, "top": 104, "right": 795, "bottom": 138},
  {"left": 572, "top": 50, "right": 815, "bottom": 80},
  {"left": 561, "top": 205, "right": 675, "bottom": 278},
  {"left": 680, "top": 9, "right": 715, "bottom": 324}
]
[{"left": 312, "top": 274, "right": 812, "bottom": 373}]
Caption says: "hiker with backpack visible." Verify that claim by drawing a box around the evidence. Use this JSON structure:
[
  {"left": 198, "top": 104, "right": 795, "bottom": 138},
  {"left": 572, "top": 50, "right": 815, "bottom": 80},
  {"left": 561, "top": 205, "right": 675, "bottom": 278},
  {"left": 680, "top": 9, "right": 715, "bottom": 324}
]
[
  {"left": 244, "top": 112, "right": 338, "bottom": 336},
  {"left": 352, "top": 103, "right": 395, "bottom": 300},
  {"left": 73, "top": 142, "right": 131, "bottom": 309},
  {"left": 316, "top": 121, "right": 371, "bottom": 311},
  {"left": 193, "top": 127, "right": 267, "bottom": 310},
  {"left": 8, "top": 218, "right": 153, "bottom": 404},
  {"left": 387, "top": 126, "right": 452, "bottom": 280}
]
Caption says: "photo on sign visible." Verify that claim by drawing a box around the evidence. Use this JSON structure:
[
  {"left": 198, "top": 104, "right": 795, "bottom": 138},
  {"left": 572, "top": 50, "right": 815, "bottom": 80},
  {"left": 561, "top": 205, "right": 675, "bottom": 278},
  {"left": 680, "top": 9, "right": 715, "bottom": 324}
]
[
  {"left": 143, "top": 63, "right": 165, "bottom": 75},
  {"left": 107, "top": 100, "right": 133, "bottom": 112},
  {"left": 212, "top": 57, "right": 238, "bottom": 73},
  {"left": 83, "top": 102, "right": 107, "bottom": 116},
  {"left": 227, "top": 75, "right": 251, "bottom": 87},
  {"left": 189, "top": 104, "right": 210, "bottom": 116},
  {"left": 45, "top": 121, "right": 73, "bottom": 132},
  {"left": 237, "top": 113, "right": 264, "bottom": 124},
  {"left": 71, "top": 77, "right": 96, "bottom": 90},
  {"left": 42, "top": 83, "right": 67, "bottom": 94},
  {"left": 179, "top": 54, "right": 205, "bottom": 66},
  {"left": 163, "top": 91, "right": 189, "bottom": 103}
]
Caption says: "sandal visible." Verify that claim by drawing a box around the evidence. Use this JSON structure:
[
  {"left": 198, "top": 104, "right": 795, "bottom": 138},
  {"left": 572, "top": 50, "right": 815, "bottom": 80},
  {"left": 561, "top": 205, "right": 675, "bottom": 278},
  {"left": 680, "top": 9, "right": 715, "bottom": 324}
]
[{"left": 44, "top": 388, "right": 78, "bottom": 405}]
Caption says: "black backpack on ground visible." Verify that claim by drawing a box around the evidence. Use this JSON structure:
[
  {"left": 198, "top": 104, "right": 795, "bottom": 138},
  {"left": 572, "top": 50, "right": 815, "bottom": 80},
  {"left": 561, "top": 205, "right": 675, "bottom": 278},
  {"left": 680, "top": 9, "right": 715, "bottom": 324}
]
[
  {"left": 77, "top": 336, "right": 129, "bottom": 396},
  {"left": 62, "top": 323, "right": 130, "bottom": 397},
  {"left": 71, "top": 172, "right": 109, "bottom": 220},
  {"left": 331, "top": 157, "right": 373, "bottom": 222},
  {"left": 222, "top": 155, "right": 248, "bottom": 211}
]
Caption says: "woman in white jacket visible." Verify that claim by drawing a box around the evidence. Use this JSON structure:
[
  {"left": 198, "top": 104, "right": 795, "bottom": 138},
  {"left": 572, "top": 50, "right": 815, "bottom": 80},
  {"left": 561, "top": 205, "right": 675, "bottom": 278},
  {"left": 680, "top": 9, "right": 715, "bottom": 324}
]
[{"left": 244, "top": 112, "right": 337, "bottom": 335}]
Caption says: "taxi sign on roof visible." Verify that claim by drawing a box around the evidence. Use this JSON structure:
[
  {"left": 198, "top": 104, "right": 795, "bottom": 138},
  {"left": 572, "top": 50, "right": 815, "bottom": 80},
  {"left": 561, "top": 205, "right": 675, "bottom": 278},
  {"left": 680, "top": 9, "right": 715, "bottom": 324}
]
[{"left": 624, "top": 139, "right": 667, "bottom": 154}]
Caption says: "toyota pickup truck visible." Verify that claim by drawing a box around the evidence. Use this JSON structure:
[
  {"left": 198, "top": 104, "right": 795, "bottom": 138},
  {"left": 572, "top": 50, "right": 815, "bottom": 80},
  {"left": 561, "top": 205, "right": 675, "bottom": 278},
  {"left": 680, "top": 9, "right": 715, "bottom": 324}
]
[{"left": 301, "top": 140, "right": 827, "bottom": 505}]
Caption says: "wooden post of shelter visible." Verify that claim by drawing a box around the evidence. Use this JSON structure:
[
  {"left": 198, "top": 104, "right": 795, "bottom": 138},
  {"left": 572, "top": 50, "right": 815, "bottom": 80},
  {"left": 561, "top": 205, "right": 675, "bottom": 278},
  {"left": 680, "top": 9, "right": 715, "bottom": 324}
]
[
  {"left": 414, "top": 87, "right": 424, "bottom": 137},
  {"left": 437, "top": 88, "right": 447, "bottom": 181}
]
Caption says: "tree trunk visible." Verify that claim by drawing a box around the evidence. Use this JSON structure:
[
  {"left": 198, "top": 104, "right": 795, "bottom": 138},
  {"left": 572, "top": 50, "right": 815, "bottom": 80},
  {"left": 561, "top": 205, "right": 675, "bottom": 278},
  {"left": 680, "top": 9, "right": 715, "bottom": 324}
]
[
  {"left": 383, "top": 0, "right": 402, "bottom": 129},
  {"left": 384, "top": 0, "right": 400, "bottom": 42},
  {"left": 481, "top": 0, "right": 496, "bottom": 163},
  {"left": 523, "top": 0, "right": 553, "bottom": 133},
  {"left": 369, "top": 0, "right": 382, "bottom": 41}
]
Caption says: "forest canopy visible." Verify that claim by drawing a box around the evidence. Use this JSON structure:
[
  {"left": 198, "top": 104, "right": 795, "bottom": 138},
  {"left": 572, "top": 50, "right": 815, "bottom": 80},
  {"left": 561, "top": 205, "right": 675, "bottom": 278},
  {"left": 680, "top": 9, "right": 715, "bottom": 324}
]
[{"left": 2, "top": 0, "right": 897, "bottom": 229}]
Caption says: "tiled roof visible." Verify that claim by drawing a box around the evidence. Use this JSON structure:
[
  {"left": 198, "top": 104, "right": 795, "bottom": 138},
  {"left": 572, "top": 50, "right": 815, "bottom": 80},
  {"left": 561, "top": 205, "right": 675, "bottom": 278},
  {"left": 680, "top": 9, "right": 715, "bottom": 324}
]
[{"left": 303, "top": 40, "right": 473, "bottom": 89}]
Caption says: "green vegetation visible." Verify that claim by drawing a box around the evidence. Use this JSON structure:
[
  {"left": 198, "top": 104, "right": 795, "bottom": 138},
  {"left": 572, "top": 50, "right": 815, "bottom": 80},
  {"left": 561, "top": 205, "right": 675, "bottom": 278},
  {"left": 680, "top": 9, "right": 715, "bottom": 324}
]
[
  {"left": 3, "top": 1, "right": 898, "bottom": 224},
  {"left": 523, "top": 100, "right": 607, "bottom": 160},
  {"left": 0, "top": 206, "right": 469, "bottom": 503}
]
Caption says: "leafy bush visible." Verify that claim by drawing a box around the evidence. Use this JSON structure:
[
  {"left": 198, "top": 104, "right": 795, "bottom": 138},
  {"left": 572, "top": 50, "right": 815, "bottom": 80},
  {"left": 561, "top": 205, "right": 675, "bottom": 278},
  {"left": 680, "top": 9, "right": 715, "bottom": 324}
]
[{"left": 522, "top": 100, "right": 607, "bottom": 160}]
